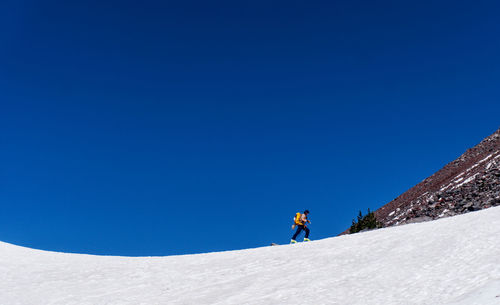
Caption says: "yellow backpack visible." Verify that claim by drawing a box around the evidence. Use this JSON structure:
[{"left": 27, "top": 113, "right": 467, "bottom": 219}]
[{"left": 291, "top": 212, "right": 302, "bottom": 229}]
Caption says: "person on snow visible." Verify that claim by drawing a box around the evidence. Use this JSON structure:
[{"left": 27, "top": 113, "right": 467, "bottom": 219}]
[{"left": 291, "top": 210, "right": 311, "bottom": 243}]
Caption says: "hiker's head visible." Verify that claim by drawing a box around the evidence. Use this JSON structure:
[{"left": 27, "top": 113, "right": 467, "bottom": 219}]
[{"left": 304, "top": 210, "right": 310, "bottom": 215}]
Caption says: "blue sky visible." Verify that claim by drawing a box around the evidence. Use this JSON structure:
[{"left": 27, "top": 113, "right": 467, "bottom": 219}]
[{"left": 1, "top": 0, "right": 499, "bottom": 256}]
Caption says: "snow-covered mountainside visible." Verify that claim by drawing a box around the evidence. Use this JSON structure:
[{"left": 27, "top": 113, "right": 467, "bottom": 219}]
[
  {"left": 376, "top": 127, "right": 500, "bottom": 227},
  {"left": 1, "top": 207, "right": 499, "bottom": 305}
]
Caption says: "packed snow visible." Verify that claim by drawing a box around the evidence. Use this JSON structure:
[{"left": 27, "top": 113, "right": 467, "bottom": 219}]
[{"left": 1, "top": 207, "right": 500, "bottom": 305}]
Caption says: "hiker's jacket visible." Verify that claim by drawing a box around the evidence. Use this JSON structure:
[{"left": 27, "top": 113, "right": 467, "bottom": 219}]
[{"left": 301, "top": 213, "right": 308, "bottom": 226}]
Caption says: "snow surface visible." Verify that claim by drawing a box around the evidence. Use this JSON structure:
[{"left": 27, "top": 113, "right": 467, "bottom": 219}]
[{"left": 1, "top": 207, "right": 500, "bottom": 305}]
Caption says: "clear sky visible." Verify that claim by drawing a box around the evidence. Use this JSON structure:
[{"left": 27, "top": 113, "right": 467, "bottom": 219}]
[{"left": 1, "top": 0, "right": 499, "bottom": 256}]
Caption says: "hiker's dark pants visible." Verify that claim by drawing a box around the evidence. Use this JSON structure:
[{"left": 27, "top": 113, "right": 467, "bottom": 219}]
[{"left": 292, "top": 225, "right": 309, "bottom": 240}]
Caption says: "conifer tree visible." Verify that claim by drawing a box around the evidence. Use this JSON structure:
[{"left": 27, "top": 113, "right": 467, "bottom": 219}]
[{"left": 349, "top": 208, "right": 382, "bottom": 234}]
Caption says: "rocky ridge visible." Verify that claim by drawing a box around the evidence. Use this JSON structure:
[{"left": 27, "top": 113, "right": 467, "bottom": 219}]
[{"left": 374, "top": 127, "right": 500, "bottom": 228}]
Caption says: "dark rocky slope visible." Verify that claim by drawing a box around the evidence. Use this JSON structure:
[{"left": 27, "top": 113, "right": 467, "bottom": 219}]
[{"left": 372, "top": 127, "right": 500, "bottom": 228}]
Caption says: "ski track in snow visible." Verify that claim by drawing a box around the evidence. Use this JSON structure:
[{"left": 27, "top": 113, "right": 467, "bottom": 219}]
[{"left": 1, "top": 207, "right": 500, "bottom": 305}]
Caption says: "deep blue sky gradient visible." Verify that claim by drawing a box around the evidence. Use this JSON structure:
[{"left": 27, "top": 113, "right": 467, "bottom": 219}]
[{"left": 1, "top": 0, "right": 499, "bottom": 255}]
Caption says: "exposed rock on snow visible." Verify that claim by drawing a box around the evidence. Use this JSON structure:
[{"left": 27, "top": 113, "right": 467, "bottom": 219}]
[{"left": 376, "top": 127, "right": 500, "bottom": 227}]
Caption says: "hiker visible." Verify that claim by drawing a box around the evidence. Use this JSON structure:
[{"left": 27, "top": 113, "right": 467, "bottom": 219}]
[{"left": 291, "top": 210, "right": 311, "bottom": 243}]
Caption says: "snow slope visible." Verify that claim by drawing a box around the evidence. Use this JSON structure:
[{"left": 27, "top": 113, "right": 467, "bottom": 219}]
[{"left": 1, "top": 207, "right": 499, "bottom": 305}]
